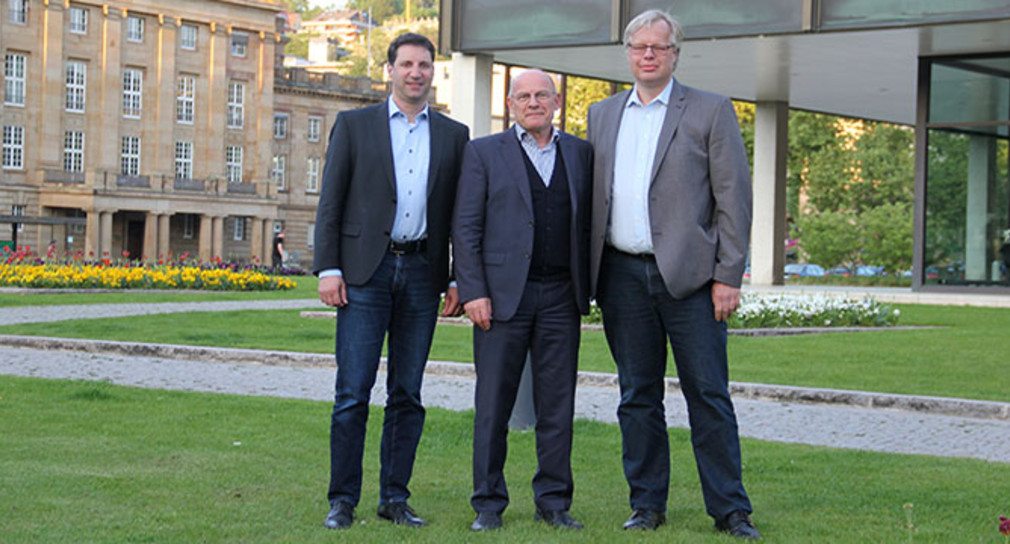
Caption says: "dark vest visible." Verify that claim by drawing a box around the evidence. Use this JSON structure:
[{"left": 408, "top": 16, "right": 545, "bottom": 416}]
[{"left": 521, "top": 144, "right": 571, "bottom": 282}]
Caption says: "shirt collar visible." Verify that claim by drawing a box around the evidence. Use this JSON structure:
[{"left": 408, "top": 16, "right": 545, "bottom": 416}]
[
  {"left": 627, "top": 77, "right": 675, "bottom": 108},
  {"left": 388, "top": 95, "right": 429, "bottom": 122},
  {"left": 514, "top": 123, "right": 559, "bottom": 147}
]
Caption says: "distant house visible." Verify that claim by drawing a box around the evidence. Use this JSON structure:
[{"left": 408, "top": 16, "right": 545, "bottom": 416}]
[{"left": 301, "top": 9, "right": 376, "bottom": 49}]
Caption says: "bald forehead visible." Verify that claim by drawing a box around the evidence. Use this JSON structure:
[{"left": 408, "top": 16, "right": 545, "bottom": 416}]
[{"left": 509, "top": 70, "right": 556, "bottom": 96}]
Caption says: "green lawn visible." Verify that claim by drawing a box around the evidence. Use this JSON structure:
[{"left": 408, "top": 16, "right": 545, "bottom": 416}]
[
  {"left": 2, "top": 303, "right": 1008, "bottom": 402},
  {"left": 1, "top": 377, "right": 1006, "bottom": 543}
]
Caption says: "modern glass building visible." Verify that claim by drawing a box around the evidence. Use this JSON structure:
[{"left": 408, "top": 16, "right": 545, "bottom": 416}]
[{"left": 440, "top": 0, "right": 1010, "bottom": 292}]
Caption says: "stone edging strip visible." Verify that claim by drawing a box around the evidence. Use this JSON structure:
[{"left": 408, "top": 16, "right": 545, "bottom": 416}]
[{"left": 1, "top": 334, "right": 1006, "bottom": 421}]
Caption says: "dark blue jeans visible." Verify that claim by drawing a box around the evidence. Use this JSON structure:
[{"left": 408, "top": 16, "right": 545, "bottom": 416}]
[
  {"left": 327, "top": 251, "right": 440, "bottom": 507},
  {"left": 597, "top": 248, "right": 751, "bottom": 519}
]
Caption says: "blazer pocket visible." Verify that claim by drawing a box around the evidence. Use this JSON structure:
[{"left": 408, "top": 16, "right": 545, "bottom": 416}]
[
  {"left": 483, "top": 252, "right": 506, "bottom": 266},
  {"left": 341, "top": 223, "right": 361, "bottom": 237}
]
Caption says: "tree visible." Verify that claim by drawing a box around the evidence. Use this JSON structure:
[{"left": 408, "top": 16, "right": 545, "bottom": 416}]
[
  {"left": 795, "top": 210, "right": 861, "bottom": 269},
  {"left": 347, "top": 0, "right": 404, "bottom": 23},
  {"left": 563, "top": 77, "right": 611, "bottom": 139},
  {"left": 860, "top": 202, "right": 913, "bottom": 273}
]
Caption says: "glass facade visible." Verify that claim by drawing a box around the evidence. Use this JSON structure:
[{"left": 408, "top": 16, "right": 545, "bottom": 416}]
[
  {"left": 630, "top": 0, "right": 803, "bottom": 38},
  {"left": 457, "top": 0, "right": 613, "bottom": 50},
  {"left": 923, "top": 56, "right": 1010, "bottom": 287},
  {"left": 822, "top": 0, "right": 1010, "bottom": 29}
]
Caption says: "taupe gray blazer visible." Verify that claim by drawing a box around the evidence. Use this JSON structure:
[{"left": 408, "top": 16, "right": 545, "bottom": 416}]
[{"left": 587, "top": 81, "right": 752, "bottom": 299}]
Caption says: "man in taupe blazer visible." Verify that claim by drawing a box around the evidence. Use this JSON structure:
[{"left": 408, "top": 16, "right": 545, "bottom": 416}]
[{"left": 587, "top": 10, "right": 760, "bottom": 539}]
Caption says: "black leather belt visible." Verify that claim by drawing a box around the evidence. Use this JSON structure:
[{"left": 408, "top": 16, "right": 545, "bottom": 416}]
[
  {"left": 389, "top": 238, "right": 427, "bottom": 255},
  {"left": 606, "top": 245, "right": 654, "bottom": 261}
]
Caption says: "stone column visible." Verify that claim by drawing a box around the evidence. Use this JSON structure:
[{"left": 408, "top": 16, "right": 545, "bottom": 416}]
[
  {"left": 153, "top": 15, "right": 178, "bottom": 175},
  {"left": 99, "top": 8, "right": 124, "bottom": 173},
  {"left": 203, "top": 23, "right": 228, "bottom": 180},
  {"left": 198, "top": 214, "right": 213, "bottom": 262},
  {"left": 99, "top": 210, "right": 115, "bottom": 258},
  {"left": 249, "top": 217, "right": 265, "bottom": 264},
  {"left": 38, "top": 3, "right": 66, "bottom": 169},
  {"left": 450, "top": 53, "right": 494, "bottom": 138},
  {"left": 85, "top": 208, "right": 100, "bottom": 258},
  {"left": 212, "top": 215, "right": 225, "bottom": 260},
  {"left": 262, "top": 221, "right": 274, "bottom": 263},
  {"left": 158, "top": 213, "right": 172, "bottom": 259},
  {"left": 750, "top": 101, "right": 789, "bottom": 286},
  {"left": 143, "top": 212, "right": 159, "bottom": 260}
]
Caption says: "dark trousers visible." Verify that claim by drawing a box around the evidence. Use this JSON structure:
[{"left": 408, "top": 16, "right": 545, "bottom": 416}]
[
  {"left": 597, "top": 248, "right": 752, "bottom": 519},
  {"left": 471, "top": 279, "right": 580, "bottom": 514},
  {"left": 327, "top": 251, "right": 440, "bottom": 507}
]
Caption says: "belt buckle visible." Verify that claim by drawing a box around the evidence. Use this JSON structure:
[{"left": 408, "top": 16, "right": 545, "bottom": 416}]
[{"left": 389, "top": 241, "right": 406, "bottom": 256}]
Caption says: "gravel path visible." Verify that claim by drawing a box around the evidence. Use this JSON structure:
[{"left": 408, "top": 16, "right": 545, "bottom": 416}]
[
  {"left": 3, "top": 344, "right": 1008, "bottom": 464},
  {"left": 0, "top": 299, "right": 326, "bottom": 326}
]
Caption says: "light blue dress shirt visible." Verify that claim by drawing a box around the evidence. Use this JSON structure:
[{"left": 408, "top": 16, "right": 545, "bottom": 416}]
[
  {"left": 515, "top": 124, "right": 558, "bottom": 186},
  {"left": 608, "top": 78, "right": 674, "bottom": 255},
  {"left": 319, "top": 97, "right": 431, "bottom": 280}
]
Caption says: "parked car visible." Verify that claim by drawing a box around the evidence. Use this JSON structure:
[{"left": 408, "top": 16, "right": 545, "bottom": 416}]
[
  {"left": 855, "top": 265, "right": 885, "bottom": 277},
  {"left": 827, "top": 266, "right": 851, "bottom": 277},
  {"left": 784, "top": 263, "right": 826, "bottom": 277}
]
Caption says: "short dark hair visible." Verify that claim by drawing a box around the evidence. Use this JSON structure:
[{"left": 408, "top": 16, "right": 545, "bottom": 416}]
[{"left": 387, "top": 32, "right": 435, "bottom": 65}]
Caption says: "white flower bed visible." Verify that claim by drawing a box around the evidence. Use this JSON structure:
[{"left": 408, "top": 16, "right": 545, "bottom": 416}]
[{"left": 729, "top": 293, "right": 900, "bottom": 328}]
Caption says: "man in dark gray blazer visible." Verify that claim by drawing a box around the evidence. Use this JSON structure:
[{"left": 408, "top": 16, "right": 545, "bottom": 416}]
[
  {"left": 313, "top": 33, "right": 469, "bottom": 530},
  {"left": 453, "top": 70, "right": 592, "bottom": 532},
  {"left": 587, "top": 10, "right": 760, "bottom": 539}
]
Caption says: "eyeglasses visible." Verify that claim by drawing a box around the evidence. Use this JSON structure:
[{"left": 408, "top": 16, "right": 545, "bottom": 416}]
[
  {"left": 626, "top": 43, "right": 676, "bottom": 56},
  {"left": 511, "top": 91, "right": 556, "bottom": 105}
]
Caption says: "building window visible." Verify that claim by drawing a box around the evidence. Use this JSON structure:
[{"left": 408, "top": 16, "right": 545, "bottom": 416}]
[
  {"left": 225, "top": 145, "right": 243, "bottom": 183},
  {"left": 4, "top": 53, "right": 26, "bottom": 106},
  {"left": 273, "top": 113, "right": 288, "bottom": 139},
  {"left": 2, "top": 125, "right": 24, "bottom": 170},
  {"left": 306, "top": 157, "right": 319, "bottom": 193},
  {"left": 175, "top": 141, "right": 193, "bottom": 179},
  {"left": 176, "top": 75, "right": 195, "bottom": 124},
  {"left": 272, "top": 155, "right": 286, "bottom": 190},
  {"left": 126, "top": 16, "right": 144, "bottom": 43},
  {"left": 307, "top": 116, "right": 322, "bottom": 142},
  {"left": 63, "top": 131, "right": 84, "bottom": 173},
  {"left": 121, "top": 136, "right": 140, "bottom": 176},
  {"left": 65, "top": 61, "right": 86, "bottom": 112},
  {"left": 233, "top": 217, "right": 246, "bottom": 241},
  {"left": 227, "top": 81, "right": 244, "bottom": 129},
  {"left": 180, "top": 24, "right": 197, "bottom": 50},
  {"left": 231, "top": 32, "right": 248, "bottom": 57},
  {"left": 12, "top": 205, "right": 25, "bottom": 233},
  {"left": 122, "top": 68, "right": 143, "bottom": 118},
  {"left": 307, "top": 222, "right": 315, "bottom": 249},
  {"left": 9, "top": 0, "right": 27, "bottom": 24},
  {"left": 68, "top": 6, "right": 87, "bottom": 34},
  {"left": 183, "top": 214, "right": 195, "bottom": 239}
]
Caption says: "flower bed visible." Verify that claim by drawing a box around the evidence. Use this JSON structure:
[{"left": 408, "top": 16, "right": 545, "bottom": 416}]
[
  {"left": 729, "top": 293, "right": 899, "bottom": 328},
  {"left": 585, "top": 293, "right": 899, "bottom": 328},
  {"left": 0, "top": 262, "right": 295, "bottom": 291}
]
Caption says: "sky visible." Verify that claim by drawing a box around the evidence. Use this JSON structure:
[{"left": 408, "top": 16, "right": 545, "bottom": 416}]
[{"left": 307, "top": 0, "right": 346, "bottom": 9}]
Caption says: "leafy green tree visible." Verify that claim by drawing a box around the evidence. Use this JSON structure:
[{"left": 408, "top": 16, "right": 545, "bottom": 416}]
[
  {"left": 564, "top": 77, "right": 611, "bottom": 139},
  {"left": 347, "top": 0, "right": 404, "bottom": 23},
  {"left": 860, "top": 202, "right": 913, "bottom": 273},
  {"left": 795, "top": 210, "right": 861, "bottom": 269}
]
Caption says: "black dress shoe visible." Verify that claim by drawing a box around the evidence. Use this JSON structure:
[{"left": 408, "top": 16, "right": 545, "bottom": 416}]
[
  {"left": 377, "top": 502, "right": 428, "bottom": 527},
  {"left": 323, "top": 501, "right": 354, "bottom": 530},
  {"left": 622, "top": 508, "right": 666, "bottom": 530},
  {"left": 534, "top": 509, "right": 584, "bottom": 529},
  {"left": 470, "top": 511, "right": 503, "bottom": 531},
  {"left": 715, "top": 510, "right": 762, "bottom": 539}
]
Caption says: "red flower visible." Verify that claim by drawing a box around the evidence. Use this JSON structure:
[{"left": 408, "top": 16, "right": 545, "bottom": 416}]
[
  {"left": 999, "top": 516, "right": 1010, "bottom": 535},
  {"left": 122, "top": 250, "right": 130, "bottom": 258}
]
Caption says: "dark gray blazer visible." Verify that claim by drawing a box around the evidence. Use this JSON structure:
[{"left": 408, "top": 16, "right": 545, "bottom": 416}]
[
  {"left": 313, "top": 101, "right": 469, "bottom": 290},
  {"left": 452, "top": 128, "right": 593, "bottom": 322},
  {"left": 587, "top": 82, "right": 752, "bottom": 299}
]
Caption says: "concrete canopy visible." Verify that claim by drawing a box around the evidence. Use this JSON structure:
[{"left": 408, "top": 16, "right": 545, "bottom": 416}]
[{"left": 464, "top": 18, "right": 1010, "bottom": 125}]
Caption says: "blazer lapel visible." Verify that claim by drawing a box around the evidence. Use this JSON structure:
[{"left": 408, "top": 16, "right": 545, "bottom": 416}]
[
  {"left": 500, "top": 127, "right": 534, "bottom": 216},
  {"left": 650, "top": 81, "right": 686, "bottom": 185},
  {"left": 375, "top": 102, "right": 397, "bottom": 193},
  {"left": 426, "top": 110, "right": 444, "bottom": 197},
  {"left": 559, "top": 134, "right": 581, "bottom": 218},
  {"left": 600, "top": 91, "right": 631, "bottom": 189}
]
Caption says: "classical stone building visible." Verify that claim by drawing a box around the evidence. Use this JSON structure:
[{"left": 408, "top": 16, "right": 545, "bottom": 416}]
[{"left": 1, "top": 0, "right": 384, "bottom": 265}]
